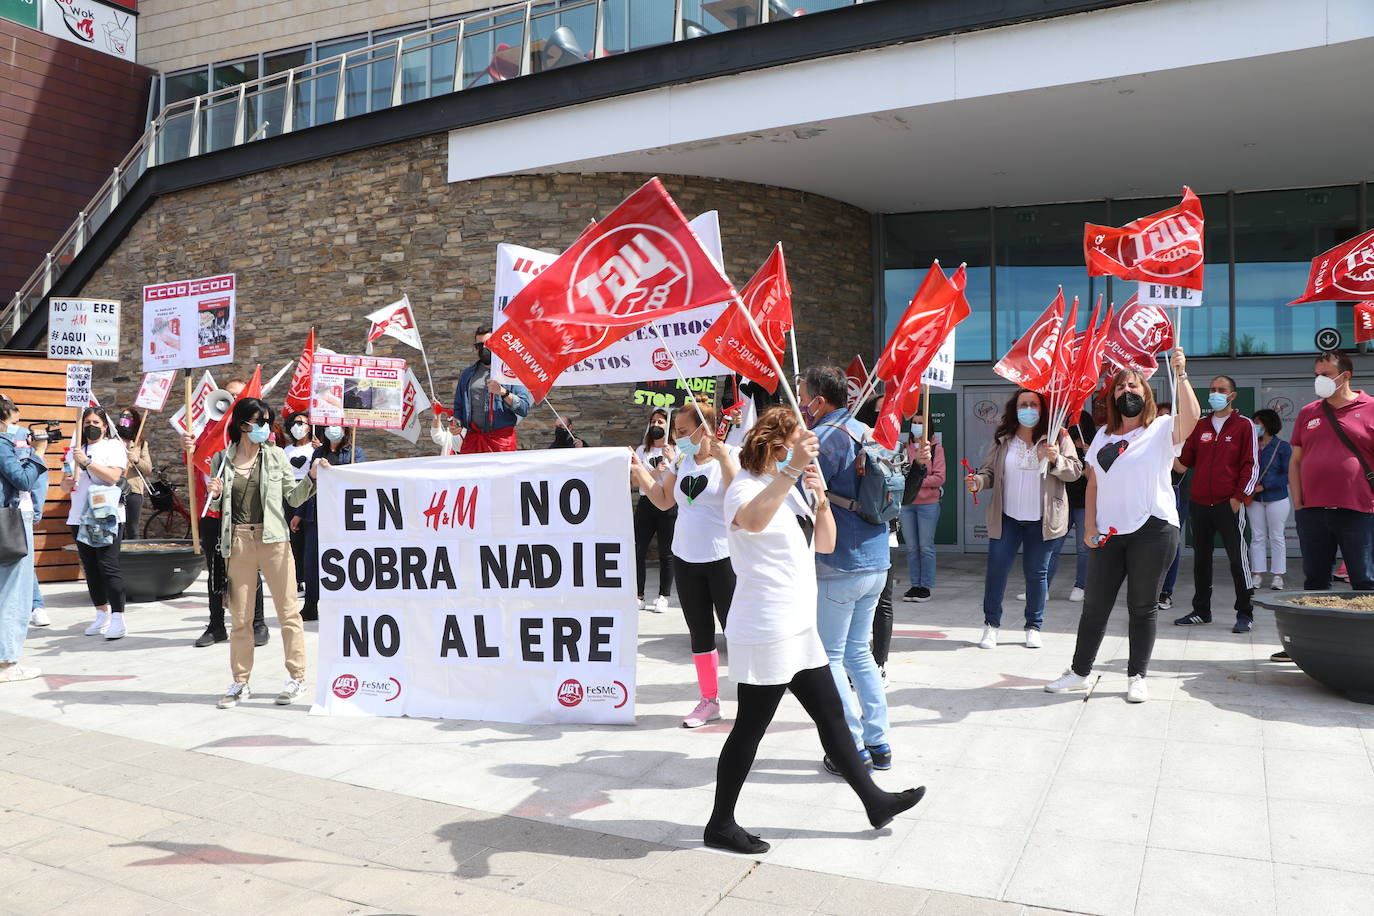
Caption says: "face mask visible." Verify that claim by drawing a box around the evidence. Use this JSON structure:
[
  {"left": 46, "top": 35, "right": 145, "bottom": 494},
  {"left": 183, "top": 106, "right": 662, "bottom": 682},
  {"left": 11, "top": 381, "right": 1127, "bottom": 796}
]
[
  {"left": 6, "top": 423, "right": 27, "bottom": 445},
  {"left": 1315, "top": 374, "right": 1340, "bottom": 399},
  {"left": 291, "top": 423, "right": 309, "bottom": 440},
  {"left": 909, "top": 423, "right": 923, "bottom": 440},
  {"left": 325, "top": 426, "right": 345, "bottom": 443},
  {"left": 83, "top": 424, "right": 103, "bottom": 443},
  {"left": 1016, "top": 407, "right": 1040, "bottom": 428},
  {"left": 801, "top": 397, "right": 823, "bottom": 429},
  {"left": 1115, "top": 392, "right": 1145, "bottom": 418},
  {"left": 1254, "top": 424, "right": 1264, "bottom": 437},
  {"left": 1208, "top": 392, "right": 1230, "bottom": 412},
  {"left": 248, "top": 423, "right": 272, "bottom": 444},
  {"left": 776, "top": 447, "right": 794, "bottom": 474},
  {"left": 477, "top": 346, "right": 492, "bottom": 365},
  {"left": 675, "top": 434, "right": 699, "bottom": 458},
  {"left": 646, "top": 425, "right": 665, "bottom": 443}
]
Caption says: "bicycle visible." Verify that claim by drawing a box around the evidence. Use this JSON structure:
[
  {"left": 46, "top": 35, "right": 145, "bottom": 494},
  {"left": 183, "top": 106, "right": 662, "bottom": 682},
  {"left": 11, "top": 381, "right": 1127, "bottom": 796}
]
[{"left": 142, "top": 467, "right": 194, "bottom": 540}]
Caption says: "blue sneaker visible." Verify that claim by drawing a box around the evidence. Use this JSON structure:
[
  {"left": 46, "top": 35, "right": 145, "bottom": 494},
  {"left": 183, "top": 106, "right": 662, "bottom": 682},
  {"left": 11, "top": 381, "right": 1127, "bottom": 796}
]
[
  {"left": 823, "top": 749, "right": 874, "bottom": 777},
  {"left": 1232, "top": 617, "right": 1253, "bottom": 634},
  {"left": 865, "top": 743, "right": 893, "bottom": 770}
]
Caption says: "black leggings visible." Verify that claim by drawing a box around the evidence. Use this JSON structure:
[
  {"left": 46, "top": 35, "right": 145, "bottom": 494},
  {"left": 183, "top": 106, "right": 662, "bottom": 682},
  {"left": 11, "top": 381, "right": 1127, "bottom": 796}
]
[
  {"left": 1071, "top": 517, "right": 1179, "bottom": 678},
  {"left": 674, "top": 555, "right": 734, "bottom": 654},
  {"left": 709, "top": 665, "right": 894, "bottom": 831},
  {"left": 634, "top": 496, "right": 676, "bottom": 598},
  {"left": 871, "top": 568, "right": 895, "bottom": 668},
  {"left": 70, "top": 525, "right": 125, "bottom": 614}
]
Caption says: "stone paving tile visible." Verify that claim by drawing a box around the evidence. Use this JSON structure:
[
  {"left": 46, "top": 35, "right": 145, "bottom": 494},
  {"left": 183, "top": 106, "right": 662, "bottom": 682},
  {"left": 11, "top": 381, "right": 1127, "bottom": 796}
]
[
  {"left": 1136, "top": 848, "right": 1276, "bottom": 916},
  {"left": 1004, "top": 833, "right": 1144, "bottom": 916}
]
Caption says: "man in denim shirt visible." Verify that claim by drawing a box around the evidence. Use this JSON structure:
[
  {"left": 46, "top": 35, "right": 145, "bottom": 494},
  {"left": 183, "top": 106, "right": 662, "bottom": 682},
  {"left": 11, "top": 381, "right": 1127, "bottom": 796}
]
[
  {"left": 452, "top": 324, "right": 532, "bottom": 453},
  {"left": 798, "top": 366, "right": 893, "bottom": 774}
]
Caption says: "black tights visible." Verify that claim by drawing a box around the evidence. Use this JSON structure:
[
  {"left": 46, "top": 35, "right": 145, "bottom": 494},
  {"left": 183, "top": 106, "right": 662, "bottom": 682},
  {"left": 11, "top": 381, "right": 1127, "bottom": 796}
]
[
  {"left": 634, "top": 497, "right": 676, "bottom": 598},
  {"left": 674, "top": 556, "right": 734, "bottom": 654}
]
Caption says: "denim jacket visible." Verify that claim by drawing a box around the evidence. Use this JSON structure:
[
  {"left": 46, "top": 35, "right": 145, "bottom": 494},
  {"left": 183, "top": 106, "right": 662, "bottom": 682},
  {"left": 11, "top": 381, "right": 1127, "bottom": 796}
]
[
  {"left": 453, "top": 362, "right": 532, "bottom": 432},
  {"left": 0, "top": 438, "right": 46, "bottom": 510}
]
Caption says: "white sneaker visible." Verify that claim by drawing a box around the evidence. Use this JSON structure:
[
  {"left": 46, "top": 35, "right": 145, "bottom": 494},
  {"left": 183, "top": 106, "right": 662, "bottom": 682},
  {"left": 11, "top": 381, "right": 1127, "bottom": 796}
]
[
  {"left": 1024, "top": 628, "right": 1042, "bottom": 649},
  {"left": 217, "top": 683, "right": 250, "bottom": 709},
  {"left": 638, "top": 597, "right": 648, "bottom": 610},
  {"left": 29, "top": 608, "right": 50, "bottom": 627},
  {"left": 0, "top": 664, "right": 41, "bottom": 683},
  {"left": 1016, "top": 593, "right": 1027, "bottom": 601},
  {"left": 275, "top": 678, "right": 306, "bottom": 706},
  {"left": 653, "top": 595, "right": 669, "bottom": 614},
  {"left": 1068, "top": 587, "right": 1084, "bottom": 602},
  {"left": 1044, "top": 669, "right": 1089, "bottom": 693},
  {"left": 104, "top": 614, "right": 127, "bottom": 640},
  {"left": 979, "top": 625, "right": 998, "bottom": 649},
  {"left": 1251, "top": 573, "right": 1263, "bottom": 590},
  {"left": 1126, "top": 674, "right": 1148, "bottom": 703},
  {"left": 1271, "top": 575, "right": 1285, "bottom": 590},
  {"left": 682, "top": 697, "right": 721, "bottom": 728},
  {"left": 84, "top": 611, "right": 109, "bottom": 636}
]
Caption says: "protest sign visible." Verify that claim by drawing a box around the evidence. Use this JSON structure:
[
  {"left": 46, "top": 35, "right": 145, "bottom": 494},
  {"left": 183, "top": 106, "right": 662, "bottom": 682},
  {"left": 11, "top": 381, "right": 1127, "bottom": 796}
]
[
  {"left": 48, "top": 298, "right": 120, "bottom": 361},
  {"left": 167, "top": 371, "right": 217, "bottom": 435},
  {"left": 141, "top": 274, "right": 236, "bottom": 372},
  {"left": 1135, "top": 282, "right": 1202, "bottom": 308},
  {"left": 309, "top": 354, "right": 406, "bottom": 429},
  {"left": 64, "top": 364, "right": 92, "bottom": 408},
  {"left": 631, "top": 376, "right": 717, "bottom": 409},
  {"left": 310, "top": 448, "right": 636, "bottom": 724},
  {"left": 921, "top": 330, "right": 956, "bottom": 390},
  {"left": 134, "top": 370, "right": 177, "bottom": 411}
]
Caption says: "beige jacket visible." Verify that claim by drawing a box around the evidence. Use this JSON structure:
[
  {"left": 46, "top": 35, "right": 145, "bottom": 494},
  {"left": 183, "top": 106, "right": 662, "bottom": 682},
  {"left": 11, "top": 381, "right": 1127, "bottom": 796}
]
[{"left": 972, "top": 433, "right": 1083, "bottom": 541}]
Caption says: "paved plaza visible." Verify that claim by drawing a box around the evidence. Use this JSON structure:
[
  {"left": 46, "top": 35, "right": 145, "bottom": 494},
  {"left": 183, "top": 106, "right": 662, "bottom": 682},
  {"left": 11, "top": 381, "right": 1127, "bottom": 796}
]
[{"left": 3, "top": 552, "right": 1373, "bottom": 915}]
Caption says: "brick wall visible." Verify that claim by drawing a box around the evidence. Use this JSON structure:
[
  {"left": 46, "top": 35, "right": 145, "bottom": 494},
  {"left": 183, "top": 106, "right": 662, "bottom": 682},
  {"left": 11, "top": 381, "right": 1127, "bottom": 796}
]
[{"left": 75, "top": 132, "right": 873, "bottom": 470}]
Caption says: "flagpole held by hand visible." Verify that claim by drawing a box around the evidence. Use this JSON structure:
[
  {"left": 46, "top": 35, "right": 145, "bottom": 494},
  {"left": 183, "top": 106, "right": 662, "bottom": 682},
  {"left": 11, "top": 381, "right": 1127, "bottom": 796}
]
[{"left": 184, "top": 369, "right": 200, "bottom": 555}]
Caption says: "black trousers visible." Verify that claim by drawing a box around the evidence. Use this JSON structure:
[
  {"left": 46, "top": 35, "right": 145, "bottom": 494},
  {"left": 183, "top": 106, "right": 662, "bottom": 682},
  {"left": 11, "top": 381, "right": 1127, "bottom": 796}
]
[
  {"left": 1190, "top": 500, "right": 1253, "bottom": 618},
  {"left": 1071, "top": 517, "right": 1179, "bottom": 678},
  {"left": 123, "top": 492, "right": 143, "bottom": 540},
  {"left": 288, "top": 500, "right": 306, "bottom": 589},
  {"left": 200, "top": 516, "right": 264, "bottom": 631},
  {"left": 633, "top": 496, "right": 676, "bottom": 598},
  {"left": 673, "top": 555, "right": 734, "bottom": 654},
  {"left": 70, "top": 525, "right": 125, "bottom": 614},
  {"left": 871, "top": 567, "right": 895, "bottom": 668}
]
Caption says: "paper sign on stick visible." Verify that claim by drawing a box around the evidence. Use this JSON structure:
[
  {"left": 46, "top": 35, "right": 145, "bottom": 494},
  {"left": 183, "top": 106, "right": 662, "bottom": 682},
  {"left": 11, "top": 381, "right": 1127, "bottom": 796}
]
[
  {"left": 921, "top": 331, "right": 956, "bottom": 391},
  {"left": 134, "top": 370, "right": 177, "bottom": 411},
  {"left": 48, "top": 299, "right": 120, "bottom": 361},
  {"left": 141, "top": 274, "right": 236, "bottom": 372},
  {"left": 64, "top": 364, "right": 93, "bottom": 408},
  {"left": 309, "top": 354, "right": 407, "bottom": 429}
]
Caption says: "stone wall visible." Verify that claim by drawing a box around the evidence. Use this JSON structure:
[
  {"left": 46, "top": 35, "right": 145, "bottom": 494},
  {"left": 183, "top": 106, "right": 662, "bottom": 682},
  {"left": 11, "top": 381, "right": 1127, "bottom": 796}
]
[{"left": 76, "top": 132, "right": 873, "bottom": 470}]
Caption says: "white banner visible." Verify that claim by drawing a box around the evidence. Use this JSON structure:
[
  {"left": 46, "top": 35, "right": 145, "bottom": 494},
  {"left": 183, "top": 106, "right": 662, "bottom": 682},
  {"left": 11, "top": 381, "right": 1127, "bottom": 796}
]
[
  {"left": 167, "top": 370, "right": 216, "bottom": 436},
  {"left": 490, "top": 212, "right": 730, "bottom": 388},
  {"left": 48, "top": 298, "right": 120, "bottom": 361},
  {"left": 310, "top": 448, "right": 636, "bottom": 724},
  {"left": 64, "top": 364, "right": 92, "bottom": 408},
  {"left": 141, "top": 274, "right": 236, "bottom": 373},
  {"left": 920, "top": 329, "right": 956, "bottom": 391},
  {"left": 42, "top": 0, "right": 136, "bottom": 62},
  {"left": 134, "top": 370, "right": 177, "bottom": 411},
  {"left": 1136, "top": 282, "right": 1202, "bottom": 307},
  {"left": 310, "top": 354, "right": 407, "bottom": 429}
]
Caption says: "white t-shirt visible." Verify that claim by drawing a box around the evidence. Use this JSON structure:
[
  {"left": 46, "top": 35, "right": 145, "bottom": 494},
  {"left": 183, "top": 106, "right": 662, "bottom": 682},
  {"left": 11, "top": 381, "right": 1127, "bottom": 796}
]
[
  {"left": 670, "top": 446, "right": 738, "bottom": 563},
  {"left": 634, "top": 445, "right": 669, "bottom": 494},
  {"left": 67, "top": 438, "right": 129, "bottom": 524},
  {"left": 283, "top": 443, "right": 314, "bottom": 481},
  {"left": 1002, "top": 438, "right": 1042, "bottom": 522},
  {"left": 723, "top": 470, "right": 818, "bottom": 644},
  {"left": 1086, "top": 415, "right": 1181, "bottom": 535}
]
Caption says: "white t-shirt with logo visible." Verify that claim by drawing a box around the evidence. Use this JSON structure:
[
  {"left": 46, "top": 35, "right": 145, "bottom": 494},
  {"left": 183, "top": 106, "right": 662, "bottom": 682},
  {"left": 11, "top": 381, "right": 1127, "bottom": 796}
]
[
  {"left": 723, "top": 470, "right": 818, "bottom": 644},
  {"left": 66, "top": 438, "right": 129, "bottom": 525},
  {"left": 283, "top": 443, "right": 314, "bottom": 481},
  {"left": 670, "top": 446, "right": 737, "bottom": 563},
  {"left": 1086, "top": 414, "right": 1181, "bottom": 536},
  {"left": 634, "top": 445, "right": 668, "bottom": 495}
]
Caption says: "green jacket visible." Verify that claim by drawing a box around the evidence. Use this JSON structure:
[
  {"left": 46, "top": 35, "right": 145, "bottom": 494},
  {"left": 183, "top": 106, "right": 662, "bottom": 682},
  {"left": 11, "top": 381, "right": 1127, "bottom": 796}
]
[{"left": 210, "top": 442, "right": 315, "bottom": 558}]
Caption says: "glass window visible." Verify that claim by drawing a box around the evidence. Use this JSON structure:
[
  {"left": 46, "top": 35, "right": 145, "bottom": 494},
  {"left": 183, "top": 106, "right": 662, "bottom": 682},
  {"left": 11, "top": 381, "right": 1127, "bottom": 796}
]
[
  {"left": 212, "top": 58, "right": 259, "bottom": 91},
  {"left": 1233, "top": 186, "right": 1360, "bottom": 356},
  {"left": 164, "top": 69, "right": 209, "bottom": 106},
  {"left": 266, "top": 47, "right": 310, "bottom": 75},
  {"left": 602, "top": 0, "right": 674, "bottom": 54},
  {"left": 883, "top": 208, "right": 992, "bottom": 362}
]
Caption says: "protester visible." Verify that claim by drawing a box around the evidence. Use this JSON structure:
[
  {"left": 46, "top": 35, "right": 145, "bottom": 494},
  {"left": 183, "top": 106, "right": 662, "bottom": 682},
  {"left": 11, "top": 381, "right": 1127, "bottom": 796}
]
[
  {"left": 1289, "top": 350, "right": 1374, "bottom": 592},
  {"left": 116, "top": 409, "right": 152, "bottom": 539},
  {"left": 1246, "top": 408, "right": 1292, "bottom": 591},
  {"left": 1045, "top": 411, "right": 1095, "bottom": 603},
  {"left": 703, "top": 406, "right": 923, "bottom": 855},
  {"left": 1174, "top": 375, "right": 1258, "bottom": 633},
  {"left": 282, "top": 410, "right": 315, "bottom": 594},
  {"left": 799, "top": 367, "right": 892, "bottom": 773},
  {"left": 549, "top": 417, "right": 586, "bottom": 448},
  {"left": 630, "top": 397, "right": 737, "bottom": 728},
  {"left": 1046, "top": 351, "right": 1199, "bottom": 703},
  {"left": 296, "top": 424, "right": 365, "bottom": 621},
  {"left": 899, "top": 421, "right": 941, "bottom": 603},
  {"left": 429, "top": 412, "right": 461, "bottom": 454},
  {"left": 966, "top": 390, "right": 1082, "bottom": 650},
  {"left": 452, "top": 324, "right": 532, "bottom": 453},
  {"left": 0, "top": 395, "right": 50, "bottom": 682},
  {"left": 62, "top": 407, "right": 130, "bottom": 639},
  {"left": 6, "top": 404, "right": 49, "bottom": 628},
  {"left": 632, "top": 408, "right": 676, "bottom": 614},
  {"left": 206, "top": 398, "right": 318, "bottom": 708}
]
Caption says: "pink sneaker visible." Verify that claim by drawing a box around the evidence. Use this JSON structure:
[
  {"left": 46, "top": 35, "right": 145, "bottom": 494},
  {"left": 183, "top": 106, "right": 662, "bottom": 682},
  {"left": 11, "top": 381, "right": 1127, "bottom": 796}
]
[{"left": 682, "top": 697, "right": 721, "bottom": 728}]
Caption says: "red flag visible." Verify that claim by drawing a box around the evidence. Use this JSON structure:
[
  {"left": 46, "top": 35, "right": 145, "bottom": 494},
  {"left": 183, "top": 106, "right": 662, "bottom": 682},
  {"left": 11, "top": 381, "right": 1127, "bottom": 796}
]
[
  {"left": 845, "top": 355, "right": 867, "bottom": 410},
  {"left": 994, "top": 289, "right": 1064, "bottom": 390},
  {"left": 874, "top": 262, "right": 965, "bottom": 383},
  {"left": 873, "top": 358, "right": 918, "bottom": 450},
  {"left": 1355, "top": 301, "right": 1374, "bottom": 344},
  {"left": 488, "top": 179, "right": 739, "bottom": 400},
  {"left": 700, "top": 244, "right": 792, "bottom": 392},
  {"left": 1084, "top": 188, "right": 1205, "bottom": 290},
  {"left": 283, "top": 328, "right": 315, "bottom": 416},
  {"left": 1041, "top": 296, "right": 1080, "bottom": 399},
  {"left": 1288, "top": 228, "right": 1374, "bottom": 304},
  {"left": 1067, "top": 298, "right": 1113, "bottom": 419},
  {"left": 194, "top": 366, "right": 261, "bottom": 476},
  {"left": 1100, "top": 296, "right": 1174, "bottom": 378}
]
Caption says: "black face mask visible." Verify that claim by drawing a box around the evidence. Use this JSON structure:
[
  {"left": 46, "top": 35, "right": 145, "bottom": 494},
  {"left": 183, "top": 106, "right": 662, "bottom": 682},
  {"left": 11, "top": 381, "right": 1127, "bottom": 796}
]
[
  {"left": 646, "top": 426, "right": 665, "bottom": 443},
  {"left": 1115, "top": 392, "right": 1145, "bottom": 418},
  {"left": 116, "top": 420, "right": 135, "bottom": 440},
  {"left": 83, "top": 424, "right": 103, "bottom": 443},
  {"left": 477, "top": 346, "right": 492, "bottom": 365}
]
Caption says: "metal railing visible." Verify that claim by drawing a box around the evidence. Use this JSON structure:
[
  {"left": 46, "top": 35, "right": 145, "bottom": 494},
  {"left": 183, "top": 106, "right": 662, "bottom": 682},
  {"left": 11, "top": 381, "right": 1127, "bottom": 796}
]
[{"left": 4, "top": 0, "right": 843, "bottom": 337}]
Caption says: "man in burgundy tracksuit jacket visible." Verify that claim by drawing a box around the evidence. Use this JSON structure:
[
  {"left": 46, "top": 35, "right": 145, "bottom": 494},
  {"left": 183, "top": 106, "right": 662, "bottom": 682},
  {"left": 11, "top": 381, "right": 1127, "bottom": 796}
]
[{"left": 1175, "top": 375, "right": 1259, "bottom": 632}]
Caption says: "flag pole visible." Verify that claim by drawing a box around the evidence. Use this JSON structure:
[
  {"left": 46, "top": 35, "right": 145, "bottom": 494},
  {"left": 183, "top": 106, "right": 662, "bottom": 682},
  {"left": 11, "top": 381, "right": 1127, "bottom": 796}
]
[
  {"left": 788, "top": 328, "right": 801, "bottom": 379},
  {"left": 647, "top": 324, "right": 711, "bottom": 433},
  {"left": 183, "top": 368, "right": 200, "bottom": 555},
  {"left": 921, "top": 386, "right": 931, "bottom": 447}
]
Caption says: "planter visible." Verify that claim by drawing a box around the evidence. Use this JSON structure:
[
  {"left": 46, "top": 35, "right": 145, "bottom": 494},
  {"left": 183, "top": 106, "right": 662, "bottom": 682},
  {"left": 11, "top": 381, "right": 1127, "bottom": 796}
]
[
  {"left": 1254, "top": 590, "right": 1374, "bottom": 704},
  {"left": 65, "top": 539, "right": 205, "bottom": 603}
]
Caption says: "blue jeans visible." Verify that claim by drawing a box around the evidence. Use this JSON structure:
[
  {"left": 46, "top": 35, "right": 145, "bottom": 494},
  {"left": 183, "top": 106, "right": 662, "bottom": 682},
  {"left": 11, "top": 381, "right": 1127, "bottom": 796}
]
[
  {"left": 1296, "top": 507, "right": 1374, "bottom": 590},
  {"left": 816, "top": 570, "right": 889, "bottom": 750},
  {"left": 1161, "top": 488, "right": 1189, "bottom": 596},
  {"left": 899, "top": 503, "right": 940, "bottom": 589},
  {"left": 27, "top": 509, "right": 42, "bottom": 610},
  {"left": 983, "top": 515, "right": 1062, "bottom": 630},
  {"left": 1047, "top": 507, "right": 1087, "bottom": 590}
]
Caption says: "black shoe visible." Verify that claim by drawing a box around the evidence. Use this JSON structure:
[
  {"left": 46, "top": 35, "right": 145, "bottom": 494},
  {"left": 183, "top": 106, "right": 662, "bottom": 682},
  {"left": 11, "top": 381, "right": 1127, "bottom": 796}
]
[
  {"left": 1270, "top": 650, "right": 1292, "bottom": 662},
  {"left": 194, "top": 626, "right": 227, "bottom": 648},
  {"left": 902, "top": 586, "right": 920, "bottom": 602},
  {"left": 299, "top": 607, "right": 318, "bottom": 622},
  {"left": 1232, "top": 617, "right": 1253, "bottom": 634},
  {"left": 1157, "top": 593, "right": 1173, "bottom": 610},
  {"left": 823, "top": 750, "right": 874, "bottom": 776},
  {"left": 1173, "top": 613, "right": 1211, "bottom": 626},
  {"left": 703, "top": 822, "right": 770, "bottom": 855},
  {"left": 253, "top": 624, "right": 270, "bottom": 647},
  {"left": 912, "top": 587, "right": 931, "bottom": 602}
]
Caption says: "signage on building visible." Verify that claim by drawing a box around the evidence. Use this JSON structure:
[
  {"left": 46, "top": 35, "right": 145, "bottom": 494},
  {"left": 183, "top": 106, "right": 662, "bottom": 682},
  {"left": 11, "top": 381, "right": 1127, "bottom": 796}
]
[
  {"left": 0, "top": 0, "right": 39, "bottom": 29},
  {"left": 41, "top": 0, "right": 136, "bottom": 62}
]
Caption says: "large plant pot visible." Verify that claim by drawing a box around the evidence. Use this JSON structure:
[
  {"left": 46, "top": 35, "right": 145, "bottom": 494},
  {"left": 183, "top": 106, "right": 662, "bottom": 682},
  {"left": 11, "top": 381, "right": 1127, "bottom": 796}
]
[
  {"left": 1255, "top": 590, "right": 1374, "bottom": 704},
  {"left": 65, "top": 539, "right": 205, "bottom": 603}
]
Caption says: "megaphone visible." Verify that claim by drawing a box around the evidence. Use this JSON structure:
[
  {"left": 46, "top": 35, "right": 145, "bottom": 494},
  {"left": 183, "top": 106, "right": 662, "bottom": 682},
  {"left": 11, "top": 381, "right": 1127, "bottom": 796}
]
[{"left": 204, "top": 388, "right": 235, "bottom": 422}]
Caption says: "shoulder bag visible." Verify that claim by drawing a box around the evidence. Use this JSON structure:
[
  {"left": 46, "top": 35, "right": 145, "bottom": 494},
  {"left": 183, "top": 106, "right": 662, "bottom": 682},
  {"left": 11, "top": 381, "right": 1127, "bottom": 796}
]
[
  {"left": 1321, "top": 400, "right": 1374, "bottom": 496},
  {"left": 1241, "top": 440, "right": 1280, "bottom": 506}
]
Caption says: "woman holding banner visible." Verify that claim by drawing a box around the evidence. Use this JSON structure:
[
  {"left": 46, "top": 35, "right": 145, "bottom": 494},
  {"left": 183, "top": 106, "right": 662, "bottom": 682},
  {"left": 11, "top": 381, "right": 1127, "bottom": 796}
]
[
  {"left": 704, "top": 406, "right": 923, "bottom": 854},
  {"left": 63, "top": 407, "right": 130, "bottom": 640},
  {"left": 1045, "top": 350, "right": 1198, "bottom": 703},
  {"left": 633, "top": 408, "right": 676, "bottom": 614},
  {"left": 966, "top": 390, "right": 1081, "bottom": 650},
  {"left": 294, "top": 423, "right": 365, "bottom": 622},
  {"left": 630, "top": 397, "right": 738, "bottom": 729}
]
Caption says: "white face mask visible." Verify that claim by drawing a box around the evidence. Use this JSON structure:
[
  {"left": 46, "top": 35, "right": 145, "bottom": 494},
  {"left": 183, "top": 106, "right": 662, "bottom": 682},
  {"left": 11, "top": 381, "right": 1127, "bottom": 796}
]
[
  {"left": 291, "top": 423, "right": 309, "bottom": 441},
  {"left": 1315, "top": 374, "right": 1341, "bottom": 399}
]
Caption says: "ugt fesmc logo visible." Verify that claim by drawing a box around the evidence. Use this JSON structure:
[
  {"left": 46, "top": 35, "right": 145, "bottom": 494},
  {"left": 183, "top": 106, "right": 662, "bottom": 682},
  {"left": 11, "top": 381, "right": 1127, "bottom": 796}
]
[
  {"left": 1334, "top": 240, "right": 1374, "bottom": 298},
  {"left": 556, "top": 678, "right": 628, "bottom": 709},
  {"left": 332, "top": 674, "right": 402, "bottom": 702}
]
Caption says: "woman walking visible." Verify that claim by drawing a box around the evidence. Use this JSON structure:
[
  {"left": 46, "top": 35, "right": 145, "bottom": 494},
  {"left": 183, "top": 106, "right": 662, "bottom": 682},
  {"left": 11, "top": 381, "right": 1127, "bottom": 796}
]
[
  {"left": 1246, "top": 408, "right": 1291, "bottom": 590},
  {"left": 633, "top": 408, "right": 676, "bottom": 614},
  {"left": 966, "top": 390, "right": 1082, "bottom": 649},
  {"left": 1045, "top": 350, "right": 1199, "bottom": 703},
  {"left": 116, "top": 408, "right": 152, "bottom": 539},
  {"left": 295, "top": 423, "right": 364, "bottom": 622},
  {"left": 705, "top": 407, "right": 923, "bottom": 854},
  {"left": 62, "top": 407, "right": 130, "bottom": 640},
  {"left": 630, "top": 398, "right": 738, "bottom": 728},
  {"left": 207, "top": 398, "right": 317, "bottom": 708},
  {"left": 0, "top": 395, "right": 51, "bottom": 682},
  {"left": 900, "top": 422, "right": 942, "bottom": 602}
]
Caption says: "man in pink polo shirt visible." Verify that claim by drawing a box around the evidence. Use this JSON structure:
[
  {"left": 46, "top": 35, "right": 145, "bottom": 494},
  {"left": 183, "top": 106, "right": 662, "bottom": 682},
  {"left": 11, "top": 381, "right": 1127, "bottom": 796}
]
[{"left": 1289, "top": 350, "right": 1374, "bottom": 592}]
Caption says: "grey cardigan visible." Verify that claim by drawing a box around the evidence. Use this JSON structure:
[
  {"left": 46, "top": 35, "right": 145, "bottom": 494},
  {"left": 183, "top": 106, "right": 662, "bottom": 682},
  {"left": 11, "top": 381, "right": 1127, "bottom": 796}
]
[{"left": 972, "top": 433, "right": 1083, "bottom": 540}]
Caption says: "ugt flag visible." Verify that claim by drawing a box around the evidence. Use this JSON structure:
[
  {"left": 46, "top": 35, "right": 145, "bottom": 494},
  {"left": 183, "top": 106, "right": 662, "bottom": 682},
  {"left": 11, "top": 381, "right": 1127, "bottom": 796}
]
[
  {"left": 1100, "top": 296, "right": 1174, "bottom": 378},
  {"left": 700, "top": 244, "right": 792, "bottom": 393},
  {"left": 994, "top": 289, "right": 1064, "bottom": 391},
  {"left": 283, "top": 328, "right": 315, "bottom": 416},
  {"left": 1288, "top": 228, "right": 1374, "bottom": 305},
  {"left": 366, "top": 296, "right": 423, "bottom": 351},
  {"left": 1085, "top": 188, "right": 1205, "bottom": 291}
]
